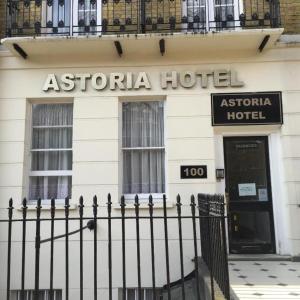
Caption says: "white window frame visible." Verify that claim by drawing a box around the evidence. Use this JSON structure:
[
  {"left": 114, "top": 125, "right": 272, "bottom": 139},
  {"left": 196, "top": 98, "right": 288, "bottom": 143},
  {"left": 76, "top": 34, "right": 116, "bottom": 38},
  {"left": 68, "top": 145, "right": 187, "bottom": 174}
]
[
  {"left": 122, "top": 288, "right": 163, "bottom": 300},
  {"left": 41, "top": 0, "right": 72, "bottom": 35},
  {"left": 72, "top": 0, "right": 102, "bottom": 35},
  {"left": 40, "top": 0, "right": 102, "bottom": 36},
  {"left": 208, "top": 0, "right": 243, "bottom": 29},
  {"left": 28, "top": 103, "right": 73, "bottom": 204},
  {"left": 182, "top": 0, "right": 243, "bottom": 31},
  {"left": 11, "top": 289, "right": 62, "bottom": 300},
  {"left": 121, "top": 100, "right": 166, "bottom": 202}
]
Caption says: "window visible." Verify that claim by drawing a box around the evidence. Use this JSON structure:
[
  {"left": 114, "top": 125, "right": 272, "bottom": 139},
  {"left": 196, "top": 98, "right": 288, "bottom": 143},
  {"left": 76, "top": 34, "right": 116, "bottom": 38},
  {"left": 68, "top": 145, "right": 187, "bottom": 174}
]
[
  {"left": 183, "top": 0, "right": 240, "bottom": 31},
  {"left": 29, "top": 103, "right": 73, "bottom": 201},
  {"left": 122, "top": 101, "right": 165, "bottom": 196},
  {"left": 73, "top": 0, "right": 102, "bottom": 35},
  {"left": 11, "top": 290, "right": 62, "bottom": 300},
  {"left": 120, "top": 288, "right": 163, "bottom": 300}
]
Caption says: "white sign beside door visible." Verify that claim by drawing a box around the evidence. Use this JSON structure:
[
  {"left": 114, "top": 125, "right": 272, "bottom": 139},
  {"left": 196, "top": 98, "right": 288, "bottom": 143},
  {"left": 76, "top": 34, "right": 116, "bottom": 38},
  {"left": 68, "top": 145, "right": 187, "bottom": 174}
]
[{"left": 238, "top": 183, "right": 256, "bottom": 196}]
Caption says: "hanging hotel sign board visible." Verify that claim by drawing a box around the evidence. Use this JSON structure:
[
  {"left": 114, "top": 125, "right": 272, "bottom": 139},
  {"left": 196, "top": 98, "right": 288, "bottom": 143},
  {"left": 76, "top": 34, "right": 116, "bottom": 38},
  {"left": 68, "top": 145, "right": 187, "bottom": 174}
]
[{"left": 211, "top": 92, "right": 283, "bottom": 126}]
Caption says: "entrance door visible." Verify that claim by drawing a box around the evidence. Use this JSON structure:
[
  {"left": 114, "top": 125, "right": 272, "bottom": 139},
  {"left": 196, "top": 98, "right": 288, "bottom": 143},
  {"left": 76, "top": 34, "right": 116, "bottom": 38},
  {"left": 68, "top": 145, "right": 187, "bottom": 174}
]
[{"left": 223, "top": 136, "right": 276, "bottom": 254}]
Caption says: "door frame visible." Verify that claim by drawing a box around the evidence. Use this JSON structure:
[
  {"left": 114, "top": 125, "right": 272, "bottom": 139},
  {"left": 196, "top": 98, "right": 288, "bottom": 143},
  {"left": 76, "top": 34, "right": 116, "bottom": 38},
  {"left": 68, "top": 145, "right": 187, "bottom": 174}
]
[
  {"left": 214, "top": 129, "right": 289, "bottom": 255},
  {"left": 223, "top": 135, "right": 276, "bottom": 254}
]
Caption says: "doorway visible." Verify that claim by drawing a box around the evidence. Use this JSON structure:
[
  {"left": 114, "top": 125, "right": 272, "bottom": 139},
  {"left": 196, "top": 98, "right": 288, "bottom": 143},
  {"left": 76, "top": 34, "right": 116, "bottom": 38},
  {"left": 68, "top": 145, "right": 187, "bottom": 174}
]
[{"left": 223, "top": 136, "right": 276, "bottom": 254}]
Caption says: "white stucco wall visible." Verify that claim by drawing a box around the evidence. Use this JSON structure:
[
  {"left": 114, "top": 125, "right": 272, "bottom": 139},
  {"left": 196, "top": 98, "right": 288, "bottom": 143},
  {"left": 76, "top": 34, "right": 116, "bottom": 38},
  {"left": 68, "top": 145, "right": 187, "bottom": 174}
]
[{"left": 1, "top": 37, "right": 300, "bottom": 298}]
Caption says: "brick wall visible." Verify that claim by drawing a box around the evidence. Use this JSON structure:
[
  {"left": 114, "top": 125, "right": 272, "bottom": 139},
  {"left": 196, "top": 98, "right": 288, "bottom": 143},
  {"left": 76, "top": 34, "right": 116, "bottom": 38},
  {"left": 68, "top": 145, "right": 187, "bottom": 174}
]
[
  {"left": 0, "top": 0, "right": 5, "bottom": 40},
  {"left": 102, "top": 0, "right": 182, "bottom": 33},
  {"left": 280, "top": 0, "right": 300, "bottom": 34}
]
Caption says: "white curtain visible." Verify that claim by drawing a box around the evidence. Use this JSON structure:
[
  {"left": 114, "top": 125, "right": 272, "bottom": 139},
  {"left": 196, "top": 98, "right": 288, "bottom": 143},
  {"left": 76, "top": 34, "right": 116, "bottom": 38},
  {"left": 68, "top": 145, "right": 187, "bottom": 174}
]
[
  {"left": 30, "top": 104, "right": 73, "bottom": 200},
  {"left": 122, "top": 102, "right": 165, "bottom": 194}
]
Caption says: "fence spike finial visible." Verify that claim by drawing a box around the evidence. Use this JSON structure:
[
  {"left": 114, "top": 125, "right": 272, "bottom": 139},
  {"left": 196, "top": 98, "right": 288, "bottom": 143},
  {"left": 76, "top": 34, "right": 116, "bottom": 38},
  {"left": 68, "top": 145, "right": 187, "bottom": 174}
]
[
  {"left": 22, "top": 198, "right": 27, "bottom": 208},
  {"left": 176, "top": 194, "right": 181, "bottom": 215},
  {"left": 190, "top": 195, "right": 196, "bottom": 215},
  {"left": 107, "top": 193, "right": 112, "bottom": 204},
  {"left": 79, "top": 196, "right": 84, "bottom": 217},
  {"left": 148, "top": 194, "right": 153, "bottom": 205},
  {"left": 120, "top": 195, "right": 126, "bottom": 210},
  {"left": 107, "top": 193, "right": 112, "bottom": 215},
  {"left": 79, "top": 195, "right": 84, "bottom": 206},
  {"left": 134, "top": 194, "right": 139, "bottom": 203},
  {"left": 93, "top": 195, "right": 97, "bottom": 205},
  {"left": 50, "top": 198, "right": 55, "bottom": 219},
  {"left": 93, "top": 195, "right": 98, "bottom": 217}
]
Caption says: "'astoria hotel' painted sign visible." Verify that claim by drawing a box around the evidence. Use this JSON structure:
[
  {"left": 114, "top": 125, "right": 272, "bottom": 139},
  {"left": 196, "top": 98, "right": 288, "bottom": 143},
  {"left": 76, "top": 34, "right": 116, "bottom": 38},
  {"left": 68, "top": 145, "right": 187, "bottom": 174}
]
[{"left": 211, "top": 92, "right": 283, "bottom": 126}]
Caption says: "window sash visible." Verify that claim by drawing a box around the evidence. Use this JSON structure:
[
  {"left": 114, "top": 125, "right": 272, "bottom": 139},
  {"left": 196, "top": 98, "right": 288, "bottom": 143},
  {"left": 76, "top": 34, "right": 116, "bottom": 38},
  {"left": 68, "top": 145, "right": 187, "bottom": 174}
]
[
  {"left": 31, "top": 148, "right": 72, "bottom": 152},
  {"left": 122, "top": 101, "right": 165, "bottom": 196},
  {"left": 12, "top": 289, "right": 62, "bottom": 300},
  {"left": 122, "top": 147, "right": 165, "bottom": 151},
  {"left": 125, "top": 288, "right": 162, "bottom": 300},
  {"left": 32, "top": 125, "right": 73, "bottom": 129},
  {"left": 30, "top": 103, "right": 73, "bottom": 201},
  {"left": 30, "top": 171, "right": 72, "bottom": 176}
]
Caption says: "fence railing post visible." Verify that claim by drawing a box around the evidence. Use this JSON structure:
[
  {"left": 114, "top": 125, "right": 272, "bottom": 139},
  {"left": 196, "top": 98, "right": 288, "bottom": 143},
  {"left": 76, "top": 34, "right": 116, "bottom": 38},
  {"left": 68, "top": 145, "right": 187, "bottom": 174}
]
[
  {"left": 79, "top": 196, "right": 84, "bottom": 300},
  {"left": 176, "top": 194, "right": 185, "bottom": 300},
  {"left": 163, "top": 194, "right": 171, "bottom": 299},
  {"left": 120, "top": 195, "right": 126, "bottom": 300},
  {"left": 21, "top": 198, "right": 28, "bottom": 300},
  {"left": 65, "top": 196, "right": 70, "bottom": 300},
  {"left": 107, "top": 193, "right": 112, "bottom": 300},
  {"left": 220, "top": 196, "right": 230, "bottom": 299},
  {"left": 134, "top": 194, "right": 142, "bottom": 299},
  {"left": 49, "top": 198, "right": 55, "bottom": 300},
  {"left": 34, "top": 198, "right": 42, "bottom": 300},
  {"left": 191, "top": 195, "right": 200, "bottom": 300},
  {"left": 93, "top": 195, "right": 98, "bottom": 300},
  {"left": 148, "top": 194, "right": 156, "bottom": 300},
  {"left": 6, "top": 198, "right": 13, "bottom": 300}
]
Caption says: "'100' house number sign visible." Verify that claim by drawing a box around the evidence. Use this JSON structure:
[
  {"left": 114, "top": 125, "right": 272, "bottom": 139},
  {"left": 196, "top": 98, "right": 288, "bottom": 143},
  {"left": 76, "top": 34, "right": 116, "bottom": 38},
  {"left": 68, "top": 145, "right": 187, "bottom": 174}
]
[{"left": 180, "top": 166, "right": 207, "bottom": 179}]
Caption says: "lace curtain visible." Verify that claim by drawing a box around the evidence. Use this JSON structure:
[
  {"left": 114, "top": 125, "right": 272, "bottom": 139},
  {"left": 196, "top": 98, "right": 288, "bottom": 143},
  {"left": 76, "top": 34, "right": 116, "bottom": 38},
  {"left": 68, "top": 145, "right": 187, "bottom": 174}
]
[
  {"left": 29, "top": 103, "right": 73, "bottom": 200},
  {"left": 122, "top": 101, "right": 165, "bottom": 194}
]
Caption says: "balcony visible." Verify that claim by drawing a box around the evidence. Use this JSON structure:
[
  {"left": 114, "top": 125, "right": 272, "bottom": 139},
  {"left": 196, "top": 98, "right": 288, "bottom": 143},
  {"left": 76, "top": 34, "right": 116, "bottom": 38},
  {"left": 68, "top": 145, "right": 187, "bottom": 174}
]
[
  {"left": 6, "top": 0, "right": 281, "bottom": 36},
  {"left": 2, "top": 0, "right": 283, "bottom": 59}
]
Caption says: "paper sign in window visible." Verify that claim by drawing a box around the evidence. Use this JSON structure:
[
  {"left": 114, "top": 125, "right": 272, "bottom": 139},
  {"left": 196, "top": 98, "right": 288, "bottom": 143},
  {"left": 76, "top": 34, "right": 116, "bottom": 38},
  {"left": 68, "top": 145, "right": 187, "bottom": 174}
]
[
  {"left": 238, "top": 183, "right": 256, "bottom": 196},
  {"left": 258, "top": 188, "right": 268, "bottom": 201}
]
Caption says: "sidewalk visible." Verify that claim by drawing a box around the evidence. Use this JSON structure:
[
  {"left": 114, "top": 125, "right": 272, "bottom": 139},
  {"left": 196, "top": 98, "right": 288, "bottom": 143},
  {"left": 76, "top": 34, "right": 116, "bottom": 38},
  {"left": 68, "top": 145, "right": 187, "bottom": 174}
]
[{"left": 229, "top": 260, "right": 300, "bottom": 299}]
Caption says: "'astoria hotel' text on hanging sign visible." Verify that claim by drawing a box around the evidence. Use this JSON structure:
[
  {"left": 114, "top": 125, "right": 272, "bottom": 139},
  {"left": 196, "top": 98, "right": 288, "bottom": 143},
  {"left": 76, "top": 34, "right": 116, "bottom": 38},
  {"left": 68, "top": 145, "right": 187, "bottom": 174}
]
[
  {"left": 42, "top": 70, "right": 244, "bottom": 91},
  {"left": 211, "top": 92, "right": 283, "bottom": 126}
]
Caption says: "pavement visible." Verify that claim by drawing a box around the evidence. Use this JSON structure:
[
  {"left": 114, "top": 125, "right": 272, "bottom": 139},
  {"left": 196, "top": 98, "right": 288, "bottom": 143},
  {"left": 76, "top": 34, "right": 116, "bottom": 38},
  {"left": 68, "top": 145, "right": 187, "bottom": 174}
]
[{"left": 229, "top": 260, "right": 300, "bottom": 299}]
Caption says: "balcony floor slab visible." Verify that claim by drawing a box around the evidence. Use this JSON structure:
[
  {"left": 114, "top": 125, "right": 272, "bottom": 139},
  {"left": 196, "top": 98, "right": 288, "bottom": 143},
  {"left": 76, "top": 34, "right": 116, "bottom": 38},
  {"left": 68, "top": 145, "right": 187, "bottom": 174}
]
[{"left": 1, "top": 28, "right": 284, "bottom": 62}]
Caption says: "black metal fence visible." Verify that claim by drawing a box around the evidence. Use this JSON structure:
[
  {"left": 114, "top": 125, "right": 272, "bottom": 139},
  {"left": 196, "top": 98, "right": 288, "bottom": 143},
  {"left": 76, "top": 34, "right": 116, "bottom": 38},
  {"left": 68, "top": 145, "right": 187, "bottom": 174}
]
[
  {"left": 5, "top": 0, "right": 281, "bottom": 37},
  {"left": 1, "top": 193, "right": 229, "bottom": 300},
  {"left": 199, "top": 194, "right": 230, "bottom": 300}
]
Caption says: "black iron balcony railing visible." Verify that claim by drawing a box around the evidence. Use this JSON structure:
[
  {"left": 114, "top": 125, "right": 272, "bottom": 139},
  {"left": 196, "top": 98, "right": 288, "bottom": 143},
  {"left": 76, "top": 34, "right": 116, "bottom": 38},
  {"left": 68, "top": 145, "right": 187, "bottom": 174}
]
[{"left": 5, "top": 0, "right": 281, "bottom": 37}]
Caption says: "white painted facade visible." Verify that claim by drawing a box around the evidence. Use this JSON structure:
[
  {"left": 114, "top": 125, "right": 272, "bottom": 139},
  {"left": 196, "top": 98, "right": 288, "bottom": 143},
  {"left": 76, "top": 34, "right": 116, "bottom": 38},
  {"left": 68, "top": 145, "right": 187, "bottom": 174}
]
[{"left": 1, "top": 31, "right": 300, "bottom": 299}]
